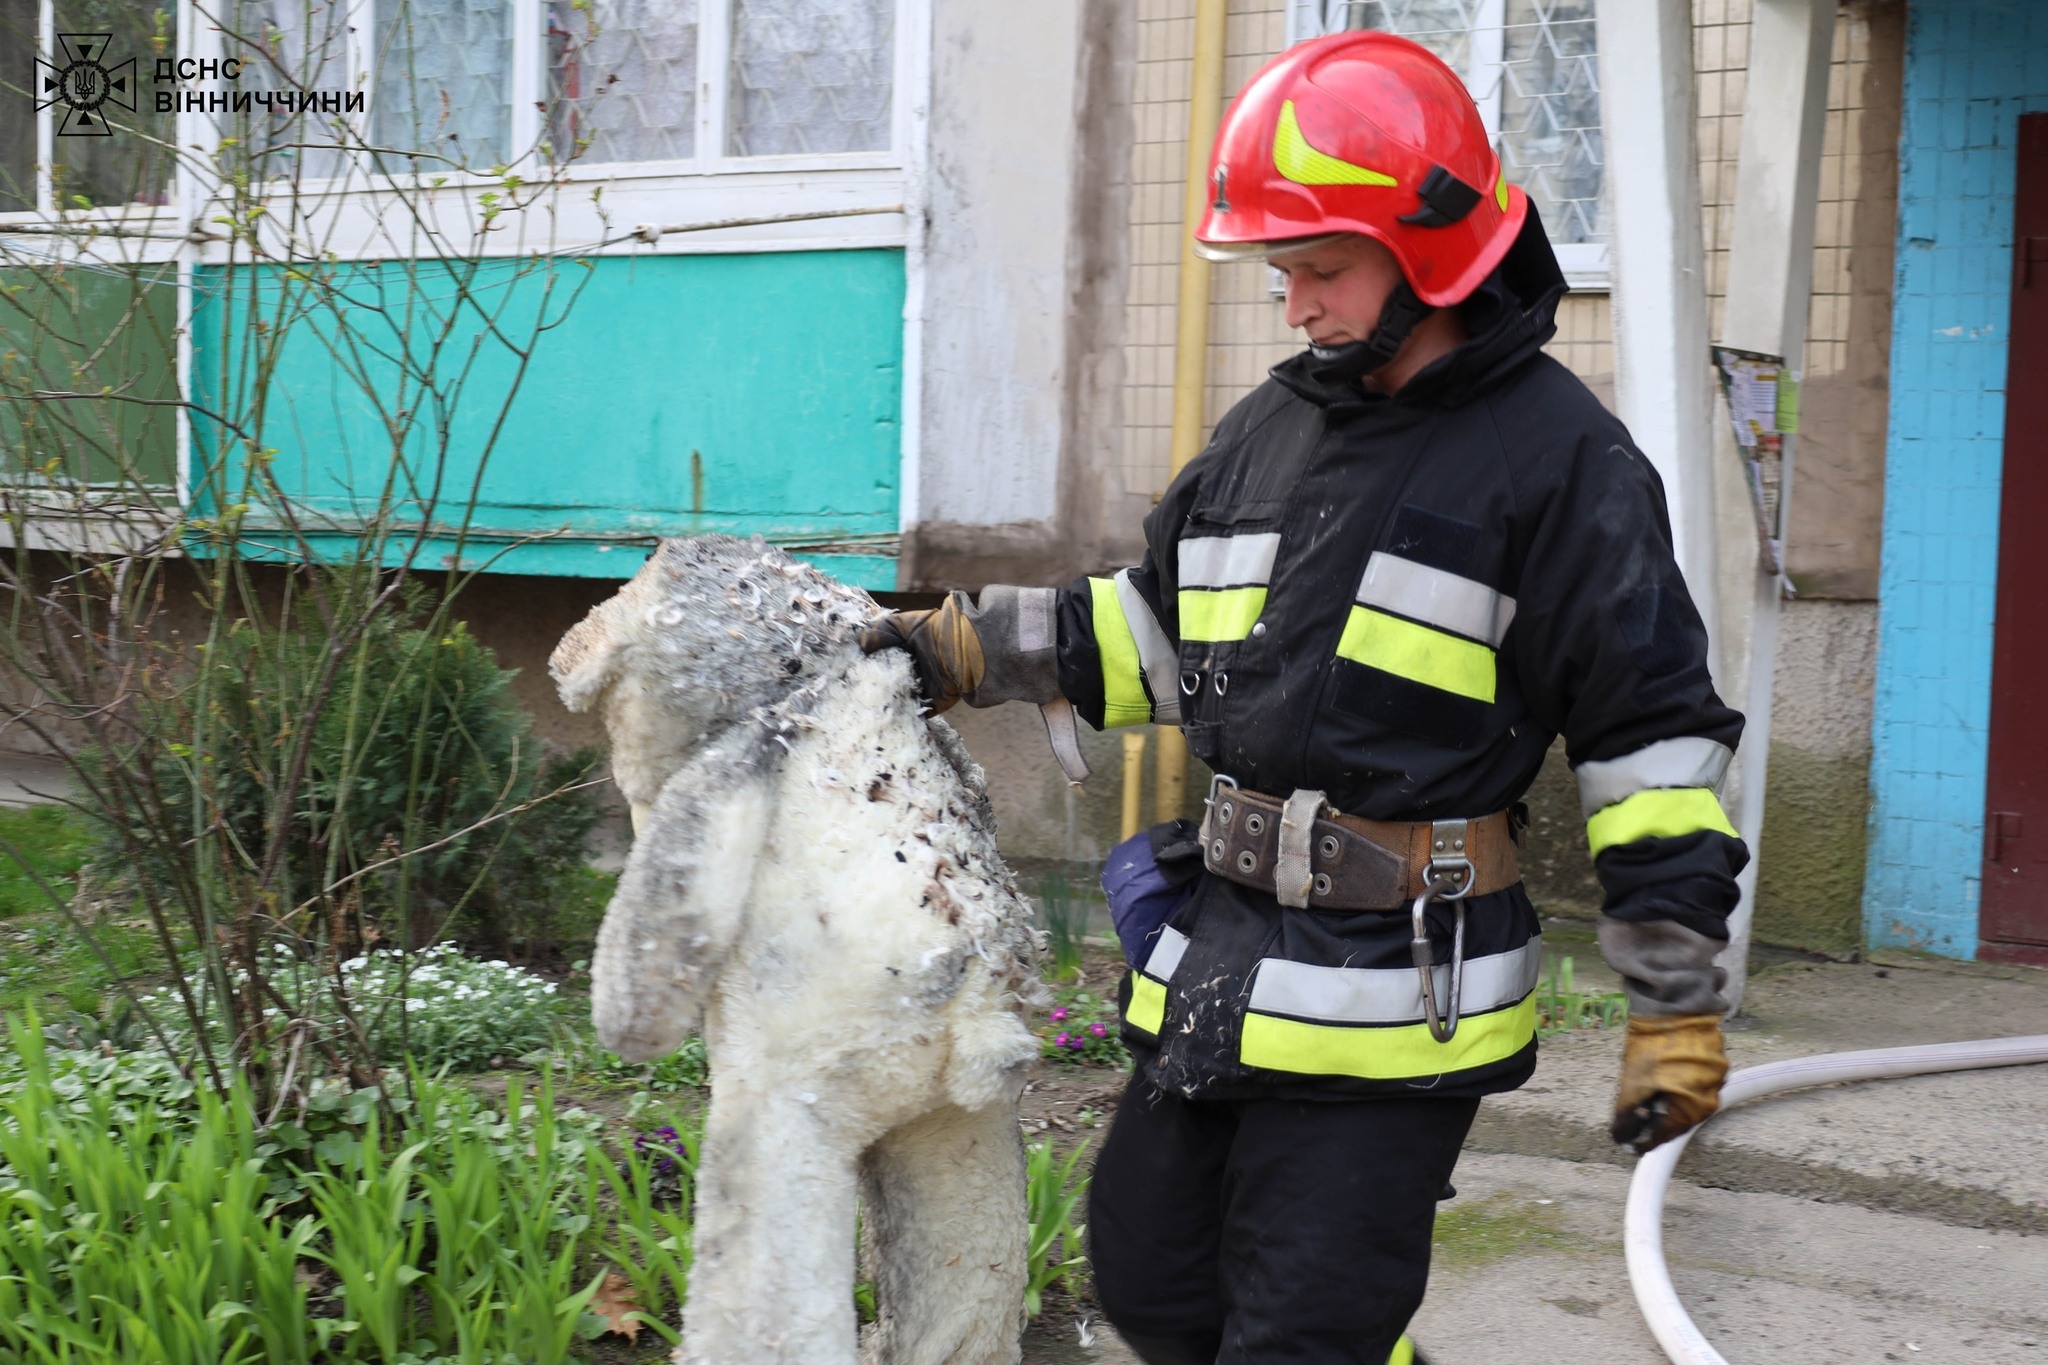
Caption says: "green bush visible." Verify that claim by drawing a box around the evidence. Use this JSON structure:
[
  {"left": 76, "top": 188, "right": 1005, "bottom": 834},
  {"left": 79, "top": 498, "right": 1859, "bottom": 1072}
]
[{"left": 87, "top": 609, "right": 604, "bottom": 964}]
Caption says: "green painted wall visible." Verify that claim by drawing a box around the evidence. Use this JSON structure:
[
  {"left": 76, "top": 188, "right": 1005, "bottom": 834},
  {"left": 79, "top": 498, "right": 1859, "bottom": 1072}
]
[
  {"left": 0, "top": 265, "right": 178, "bottom": 488},
  {"left": 189, "top": 249, "right": 905, "bottom": 586}
]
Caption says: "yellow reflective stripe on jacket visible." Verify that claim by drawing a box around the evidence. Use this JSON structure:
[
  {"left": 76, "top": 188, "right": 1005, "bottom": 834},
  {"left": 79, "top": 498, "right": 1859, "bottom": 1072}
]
[
  {"left": 1585, "top": 786, "right": 1738, "bottom": 856},
  {"left": 1089, "top": 576, "right": 1152, "bottom": 727},
  {"left": 1124, "top": 926, "right": 1189, "bottom": 1036},
  {"left": 1238, "top": 994, "right": 1537, "bottom": 1080},
  {"left": 1335, "top": 606, "right": 1497, "bottom": 702},
  {"left": 1575, "top": 737, "right": 1733, "bottom": 821},
  {"left": 1127, "top": 975, "right": 1167, "bottom": 1035},
  {"left": 1180, "top": 587, "right": 1268, "bottom": 642},
  {"left": 1389, "top": 1336, "right": 1417, "bottom": 1365}
]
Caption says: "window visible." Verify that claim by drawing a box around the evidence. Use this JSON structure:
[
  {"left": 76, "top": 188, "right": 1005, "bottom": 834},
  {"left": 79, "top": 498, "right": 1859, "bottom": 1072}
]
[
  {"left": 1, "top": 0, "right": 901, "bottom": 214},
  {"left": 5, "top": 0, "right": 180, "bottom": 213},
  {"left": 1287, "top": 0, "right": 1608, "bottom": 289}
]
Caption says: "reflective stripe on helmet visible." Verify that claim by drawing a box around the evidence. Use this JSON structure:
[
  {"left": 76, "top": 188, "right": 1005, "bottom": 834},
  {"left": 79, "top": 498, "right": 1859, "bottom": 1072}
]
[
  {"left": 1273, "top": 99, "right": 1397, "bottom": 187},
  {"left": 1585, "top": 787, "right": 1739, "bottom": 857}
]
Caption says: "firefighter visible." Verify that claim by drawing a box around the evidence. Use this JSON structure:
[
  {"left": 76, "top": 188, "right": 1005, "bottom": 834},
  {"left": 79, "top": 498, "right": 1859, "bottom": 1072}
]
[{"left": 862, "top": 31, "right": 1744, "bottom": 1365}]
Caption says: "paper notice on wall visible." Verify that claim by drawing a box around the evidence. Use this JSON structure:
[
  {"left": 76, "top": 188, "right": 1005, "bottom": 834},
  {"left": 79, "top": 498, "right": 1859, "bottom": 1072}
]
[{"left": 1714, "top": 347, "right": 1788, "bottom": 575}]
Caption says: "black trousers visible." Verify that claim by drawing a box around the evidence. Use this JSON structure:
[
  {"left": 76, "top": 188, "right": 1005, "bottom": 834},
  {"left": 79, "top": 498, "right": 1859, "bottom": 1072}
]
[{"left": 1089, "top": 1075, "right": 1479, "bottom": 1365}]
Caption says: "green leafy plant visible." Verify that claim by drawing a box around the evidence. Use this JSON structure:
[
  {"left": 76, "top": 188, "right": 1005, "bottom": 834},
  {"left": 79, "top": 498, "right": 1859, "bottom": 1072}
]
[
  {"left": 1024, "top": 1139, "right": 1092, "bottom": 1318},
  {"left": 1036, "top": 873, "right": 1091, "bottom": 984},
  {"left": 0, "top": 1015, "right": 676, "bottom": 1363},
  {"left": 1535, "top": 954, "right": 1629, "bottom": 1036},
  {"left": 135, "top": 944, "right": 568, "bottom": 1073}
]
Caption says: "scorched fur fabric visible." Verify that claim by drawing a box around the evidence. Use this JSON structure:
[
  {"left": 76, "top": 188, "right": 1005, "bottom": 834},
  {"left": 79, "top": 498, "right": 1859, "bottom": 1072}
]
[{"left": 550, "top": 536, "right": 1042, "bottom": 1365}]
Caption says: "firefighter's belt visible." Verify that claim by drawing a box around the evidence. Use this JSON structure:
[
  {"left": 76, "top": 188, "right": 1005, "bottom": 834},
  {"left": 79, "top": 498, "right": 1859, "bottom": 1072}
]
[{"left": 1199, "top": 779, "right": 1519, "bottom": 910}]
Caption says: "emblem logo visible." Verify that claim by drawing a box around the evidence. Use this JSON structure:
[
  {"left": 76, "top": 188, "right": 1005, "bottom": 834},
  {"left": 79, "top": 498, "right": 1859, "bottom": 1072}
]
[{"left": 34, "top": 34, "right": 137, "bottom": 137}]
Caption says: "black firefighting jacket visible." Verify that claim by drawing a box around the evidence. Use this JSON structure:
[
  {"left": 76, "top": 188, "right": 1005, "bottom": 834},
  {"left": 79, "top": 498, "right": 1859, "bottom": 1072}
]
[{"left": 1054, "top": 220, "right": 1749, "bottom": 1101}]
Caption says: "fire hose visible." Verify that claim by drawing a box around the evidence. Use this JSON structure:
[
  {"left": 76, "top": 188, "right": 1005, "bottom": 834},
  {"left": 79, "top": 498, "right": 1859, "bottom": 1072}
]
[{"left": 1625, "top": 1034, "right": 2048, "bottom": 1364}]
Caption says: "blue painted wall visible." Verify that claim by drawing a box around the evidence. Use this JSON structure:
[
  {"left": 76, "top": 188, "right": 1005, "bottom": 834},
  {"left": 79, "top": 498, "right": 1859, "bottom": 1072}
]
[
  {"left": 189, "top": 250, "right": 905, "bottom": 587},
  {"left": 1865, "top": 1, "right": 2048, "bottom": 955}
]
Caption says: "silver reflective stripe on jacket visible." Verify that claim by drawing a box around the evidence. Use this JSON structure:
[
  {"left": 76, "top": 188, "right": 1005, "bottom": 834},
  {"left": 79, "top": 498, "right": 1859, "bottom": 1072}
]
[
  {"left": 1114, "top": 567, "right": 1181, "bottom": 726},
  {"left": 1354, "top": 551, "right": 1516, "bottom": 647},
  {"left": 1574, "top": 736, "right": 1735, "bottom": 820},
  {"left": 1246, "top": 938, "right": 1542, "bottom": 1023},
  {"left": 1179, "top": 533, "right": 1282, "bottom": 589},
  {"left": 1143, "top": 925, "right": 1190, "bottom": 982}
]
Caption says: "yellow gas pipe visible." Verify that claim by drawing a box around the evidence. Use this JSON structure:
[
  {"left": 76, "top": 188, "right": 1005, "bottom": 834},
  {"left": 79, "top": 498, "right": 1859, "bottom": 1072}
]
[
  {"left": 1120, "top": 731, "right": 1148, "bottom": 842},
  {"left": 1154, "top": 0, "right": 1231, "bottom": 826}
]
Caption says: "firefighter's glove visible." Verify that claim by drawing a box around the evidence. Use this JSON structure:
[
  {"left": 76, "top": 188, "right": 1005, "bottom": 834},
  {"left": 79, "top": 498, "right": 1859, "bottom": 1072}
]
[
  {"left": 859, "top": 586, "right": 1060, "bottom": 714},
  {"left": 1611, "top": 1012, "right": 1728, "bottom": 1154}
]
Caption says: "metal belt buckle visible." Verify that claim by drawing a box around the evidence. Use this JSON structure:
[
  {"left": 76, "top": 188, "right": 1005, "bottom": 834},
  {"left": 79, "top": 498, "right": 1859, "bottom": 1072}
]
[
  {"left": 1411, "top": 818, "right": 1475, "bottom": 1043},
  {"left": 1201, "top": 772, "right": 1239, "bottom": 866}
]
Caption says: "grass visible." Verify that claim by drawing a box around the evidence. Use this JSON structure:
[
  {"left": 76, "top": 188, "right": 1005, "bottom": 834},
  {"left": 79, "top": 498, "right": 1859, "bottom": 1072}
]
[
  {"left": 1430, "top": 1193, "right": 1568, "bottom": 1270},
  {"left": 0, "top": 914, "right": 161, "bottom": 1015},
  {"left": 0, "top": 804, "right": 92, "bottom": 918},
  {"left": 1533, "top": 954, "right": 1629, "bottom": 1037}
]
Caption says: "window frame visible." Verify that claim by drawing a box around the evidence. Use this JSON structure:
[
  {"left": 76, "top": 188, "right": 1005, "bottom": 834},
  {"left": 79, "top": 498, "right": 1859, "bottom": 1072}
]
[
  {"left": 2, "top": 0, "right": 918, "bottom": 259},
  {"left": 1285, "top": 0, "right": 1611, "bottom": 291}
]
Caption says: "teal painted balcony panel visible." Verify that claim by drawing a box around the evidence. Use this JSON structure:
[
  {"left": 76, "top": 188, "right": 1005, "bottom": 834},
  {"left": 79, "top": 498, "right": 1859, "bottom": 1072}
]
[{"left": 187, "top": 249, "right": 905, "bottom": 586}]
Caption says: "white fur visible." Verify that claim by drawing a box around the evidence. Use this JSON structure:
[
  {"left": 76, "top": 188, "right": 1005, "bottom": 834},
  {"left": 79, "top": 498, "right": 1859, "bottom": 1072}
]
[{"left": 552, "top": 537, "right": 1042, "bottom": 1365}]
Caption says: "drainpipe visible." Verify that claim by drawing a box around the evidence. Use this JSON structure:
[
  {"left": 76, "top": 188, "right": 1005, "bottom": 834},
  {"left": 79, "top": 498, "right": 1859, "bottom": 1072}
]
[{"left": 1154, "top": 0, "right": 1231, "bottom": 825}]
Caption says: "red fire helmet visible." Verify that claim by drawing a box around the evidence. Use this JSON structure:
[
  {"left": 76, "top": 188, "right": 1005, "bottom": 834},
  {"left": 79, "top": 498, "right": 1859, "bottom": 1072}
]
[{"left": 1194, "top": 30, "right": 1528, "bottom": 308}]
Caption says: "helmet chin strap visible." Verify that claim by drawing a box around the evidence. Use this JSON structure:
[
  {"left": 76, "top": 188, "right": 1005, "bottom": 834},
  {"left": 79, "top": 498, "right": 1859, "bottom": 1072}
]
[{"left": 1305, "top": 279, "right": 1433, "bottom": 388}]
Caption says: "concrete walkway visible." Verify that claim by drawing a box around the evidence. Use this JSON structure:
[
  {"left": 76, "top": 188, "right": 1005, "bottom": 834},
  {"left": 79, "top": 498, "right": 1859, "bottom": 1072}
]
[
  {"left": 0, "top": 752, "right": 72, "bottom": 808},
  {"left": 1472, "top": 952, "right": 2048, "bottom": 1231},
  {"left": 1024, "top": 950, "right": 2048, "bottom": 1365}
]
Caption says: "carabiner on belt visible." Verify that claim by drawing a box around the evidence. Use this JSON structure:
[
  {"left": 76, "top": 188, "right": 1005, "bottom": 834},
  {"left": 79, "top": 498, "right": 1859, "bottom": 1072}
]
[{"left": 1411, "top": 818, "right": 1476, "bottom": 1044}]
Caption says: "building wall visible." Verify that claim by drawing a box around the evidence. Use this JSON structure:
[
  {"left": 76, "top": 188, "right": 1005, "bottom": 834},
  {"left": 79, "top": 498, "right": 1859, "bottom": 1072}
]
[
  {"left": 1865, "top": 0, "right": 2048, "bottom": 957},
  {"left": 903, "top": 0, "right": 1150, "bottom": 590}
]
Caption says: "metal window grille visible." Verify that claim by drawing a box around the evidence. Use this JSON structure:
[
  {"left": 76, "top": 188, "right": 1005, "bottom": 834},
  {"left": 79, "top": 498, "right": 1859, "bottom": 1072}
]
[{"left": 1288, "top": 0, "right": 1607, "bottom": 264}]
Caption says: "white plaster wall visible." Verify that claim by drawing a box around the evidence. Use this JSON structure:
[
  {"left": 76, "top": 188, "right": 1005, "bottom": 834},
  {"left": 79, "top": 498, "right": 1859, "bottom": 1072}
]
[{"left": 917, "top": 0, "right": 1081, "bottom": 529}]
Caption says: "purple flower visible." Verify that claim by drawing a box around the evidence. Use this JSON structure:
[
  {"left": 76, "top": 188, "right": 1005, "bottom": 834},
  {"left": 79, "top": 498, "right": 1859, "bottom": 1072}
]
[
  {"left": 1065, "top": 1035, "right": 1086, "bottom": 1050},
  {"left": 1052, "top": 1032, "right": 1073, "bottom": 1048},
  {"left": 1050, "top": 1007, "right": 1070, "bottom": 1022},
  {"left": 634, "top": 1125, "right": 691, "bottom": 1175},
  {"left": 1089, "top": 1022, "right": 1108, "bottom": 1038}
]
